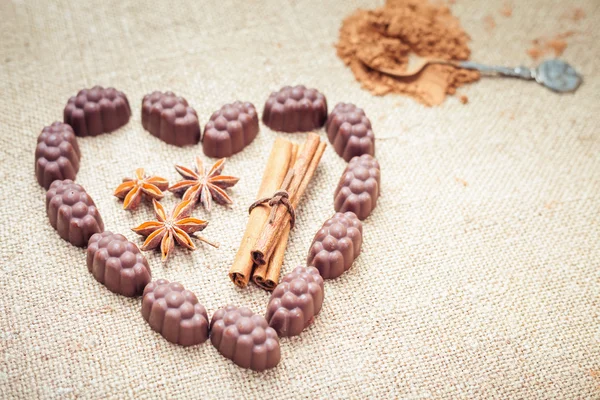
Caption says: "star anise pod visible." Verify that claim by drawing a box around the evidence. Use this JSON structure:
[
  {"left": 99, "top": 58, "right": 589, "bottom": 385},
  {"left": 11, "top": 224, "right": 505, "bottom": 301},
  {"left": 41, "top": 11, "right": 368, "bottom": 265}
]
[
  {"left": 132, "top": 199, "right": 218, "bottom": 261},
  {"left": 114, "top": 168, "right": 169, "bottom": 210},
  {"left": 169, "top": 157, "right": 239, "bottom": 211}
]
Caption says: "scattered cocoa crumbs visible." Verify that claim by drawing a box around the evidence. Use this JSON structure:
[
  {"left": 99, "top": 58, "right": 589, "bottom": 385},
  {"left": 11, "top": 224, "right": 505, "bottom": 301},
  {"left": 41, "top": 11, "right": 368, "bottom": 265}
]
[
  {"left": 546, "top": 39, "right": 568, "bottom": 55},
  {"left": 500, "top": 2, "right": 513, "bottom": 17},
  {"left": 562, "top": 7, "right": 586, "bottom": 22},
  {"left": 336, "top": 0, "right": 480, "bottom": 106},
  {"left": 483, "top": 15, "right": 496, "bottom": 32},
  {"left": 527, "top": 31, "right": 576, "bottom": 60},
  {"left": 499, "top": 110, "right": 515, "bottom": 120},
  {"left": 459, "top": 95, "right": 468, "bottom": 104},
  {"left": 526, "top": 47, "right": 543, "bottom": 60},
  {"left": 455, "top": 177, "right": 468, "bottom": 187}
]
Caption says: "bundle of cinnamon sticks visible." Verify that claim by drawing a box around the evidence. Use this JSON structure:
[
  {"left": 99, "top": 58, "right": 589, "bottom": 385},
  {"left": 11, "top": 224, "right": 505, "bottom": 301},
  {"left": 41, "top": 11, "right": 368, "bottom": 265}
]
[{"left": 229, "top": 133, "right": 326, "bottom": 290}]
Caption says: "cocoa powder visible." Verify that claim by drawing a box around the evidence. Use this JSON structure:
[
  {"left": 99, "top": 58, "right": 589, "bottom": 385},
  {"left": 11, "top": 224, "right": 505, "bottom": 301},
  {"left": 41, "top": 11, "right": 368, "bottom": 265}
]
[{"left": 336, "top": 0, "right": 480, "bottom": 106}]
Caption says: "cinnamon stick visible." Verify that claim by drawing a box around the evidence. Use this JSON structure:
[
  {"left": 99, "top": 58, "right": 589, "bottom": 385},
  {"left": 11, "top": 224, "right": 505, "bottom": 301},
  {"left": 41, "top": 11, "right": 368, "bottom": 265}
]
[
  {"left": 228, "top": 138, "right": 294, "bottom": 288},
  {"left": 253, "top": 141, "right": 326, "bottom": 290},
  {"left": 253, "top": 227, "right": 291, "bottom": 290},
  {"left": 251, "top": 132, "right": 323, "bottom": 267},
  {"left": 252, "top": 144, "right": 299, "bottom": 289}
]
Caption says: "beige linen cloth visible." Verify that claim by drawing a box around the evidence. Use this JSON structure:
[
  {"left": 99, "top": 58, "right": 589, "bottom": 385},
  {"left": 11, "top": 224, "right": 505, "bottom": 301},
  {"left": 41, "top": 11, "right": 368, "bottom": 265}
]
[{"left": 1, "top": 0, "right": 599, "bottom": 398}]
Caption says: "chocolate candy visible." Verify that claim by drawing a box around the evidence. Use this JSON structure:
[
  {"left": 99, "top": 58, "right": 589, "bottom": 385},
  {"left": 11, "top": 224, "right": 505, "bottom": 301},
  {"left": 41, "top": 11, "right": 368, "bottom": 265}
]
[
  {"left": 262, "top": 85, "right": 327, "bottom": 132},
  {"left": 210, "top": 305, "right": 280, "bottom": 371},
  {"left": 333, "top": 154, "right": 381, "bottom": 220},
  {"left": 325, "top": 103, "right": 375, "bottom": 162},
  {"left": 46, "top": 180, "right": 104, "bottom": 247},
  {"left": 306, "top": 212, "right": 363, "bottom": 279},
  {"left": 265, "top": 266, "right": 324, "bottom": 337},
  {"left": 64, "top": 86, "right": 131, "bottom": 137},
  {"left": 202, "top": 101, "right": 259, "bottom": 158},
  {"left": 87, "top": 232, "right": 151, "bottom": 297},
  {"left": 35, "top": 122, "right": 81, "bottom": 189},
  {"left": 141, "top": 91, "right": 200, "bottom": 146},
  {"left": 141, "top": 279, "right": 209, "bottom": 346}
]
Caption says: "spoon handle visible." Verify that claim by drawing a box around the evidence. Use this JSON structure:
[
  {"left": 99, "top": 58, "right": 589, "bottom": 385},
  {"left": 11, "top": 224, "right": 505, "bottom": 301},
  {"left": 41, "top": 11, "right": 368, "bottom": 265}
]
[{"left": 457, "top": 61, "right": 534, "bottom": 80}]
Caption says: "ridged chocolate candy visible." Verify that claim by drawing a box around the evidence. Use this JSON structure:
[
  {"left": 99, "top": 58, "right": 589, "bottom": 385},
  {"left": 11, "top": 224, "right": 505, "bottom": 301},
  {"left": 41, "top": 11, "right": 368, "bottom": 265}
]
[
  {"left": 210, "top": 305, "right": 280, "bottom": 371},
  {"left": 333, "top": 155, "right": 381, "bottom": 220},
  {"left": 325, "top": 103, "right": 375, "bottom": 162},
  {"left": 87, "top": 232, "right": 151, "bottom": 297},
  {"left": 265, "top": 266, "right": 324, "bottom": 337},
  {"left": 141, "top": 279, "right": 209, "bottom": 346},
  {"left": 202, "top": 101, "right": 259, "bottom": 158},
  {"left": 262, "top": 85, "right": 327, "bottom": 132},
  {"left": 46, "top": 180, "right": 104, "bottom": 247},
  {"left": 64, "top": 86, "right": 131, "bottom": 137},
  {"left": 35, "top": 122, "right": 81, "bottom": 189},
  {"left": 307, "top": 212, "right": 363, "bottom": 279},
  {"left": 141, "top": 91, "right": 200, "bottom": 146}
]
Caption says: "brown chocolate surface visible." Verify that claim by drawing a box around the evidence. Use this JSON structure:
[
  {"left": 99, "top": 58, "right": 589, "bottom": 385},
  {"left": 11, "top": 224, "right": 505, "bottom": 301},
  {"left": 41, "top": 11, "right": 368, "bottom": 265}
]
[
  {"left": 46, "top": 180, "right": 104, "bottom": 247},
  {"left": 333, "top": 154, "right": 381, "bottom": 220},
  {"left": 265, "top": 266, "right": 324, "bottom": 337},
  {"left": 87, "top": 232, "right": 151, "bottom": 297},
  {"left": 325, "top": 103, "right": 375, "bottom": 162},
  {"left": 141, "top": 279, "right": 209, "bottom": 346},
  {"left": 64, "top": 86, "right": 131, "bottom": 137},
  {"left": 307, "top": 212, "right": 363, "bottom": 279},
  {"left": 202, "top": 101, "right": 259, "bottom": 158},
  {"left": 35, "top": 122, "right": 81, "bottom": 189},
  {"left": 262, "top": 85, "right": 327, "bottom": 132},
  {"left": 210, "top": 305, "right": 280, "bottom": 371},
  {"left": 141, "top": 91, "right": 200, "bottom": 147}
]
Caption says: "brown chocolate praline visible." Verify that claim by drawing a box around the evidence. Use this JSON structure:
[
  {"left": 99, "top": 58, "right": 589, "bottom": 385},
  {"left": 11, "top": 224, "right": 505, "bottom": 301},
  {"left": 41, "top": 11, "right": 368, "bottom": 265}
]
[
  {"left": 262, "top": 85, "right": 327, "bottom": 132},
  {"left": 46, "top": 180, "right": 104, "bottom": 247},
  {"left": 266, "top": 266, "right": 324, "bottom": 337},
  {"left": 210, "top": 305, "right": 280, "bottom": 371},
  {"left": 35, "top": 122, "right": 81, "bottom": 189},
  {"left": 141, "top": 91, "right": 200, "bottom": 147},
  {"left": 333, "top": 154, "right": 381, "bottom": 220},
  {"left": 203, "top": 101, "right": 259, "bottom": 158},
  {"left": 64, "top": 86, "right": 131, "bottom": 137},
  {"left": 87, "top": 232, "right": 151, "bottom": 297},
  {"left": 307, "top": 212, "right": 363, "bottom": 279},
  {"left": 326, "top": 103, "right": 375, "bottom": 162},
  {"left": 141, "top": 279, "right": 209, "bottom": 346}
]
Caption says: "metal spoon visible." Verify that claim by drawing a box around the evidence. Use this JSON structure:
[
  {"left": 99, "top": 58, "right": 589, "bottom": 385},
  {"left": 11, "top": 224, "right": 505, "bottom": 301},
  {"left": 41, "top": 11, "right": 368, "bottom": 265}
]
[{"left": 358, "top": 53, "right": 582, "bottom": 93}]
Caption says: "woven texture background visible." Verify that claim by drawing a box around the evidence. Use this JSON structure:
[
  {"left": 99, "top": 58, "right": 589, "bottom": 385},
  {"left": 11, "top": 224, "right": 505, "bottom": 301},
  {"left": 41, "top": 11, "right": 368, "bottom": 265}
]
[{"left": 1, "top": 0, "right": 599, "bottom": 398}]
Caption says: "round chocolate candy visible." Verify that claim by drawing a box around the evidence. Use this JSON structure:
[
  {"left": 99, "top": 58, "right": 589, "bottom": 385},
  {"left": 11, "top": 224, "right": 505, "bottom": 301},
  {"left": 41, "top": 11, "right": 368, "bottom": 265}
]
[
  {"left": 64, "top": 86, "right": 131, "bottom": 137},
  {"left": 210, "top": 305, "right": 280, "bottom": 371},
  {"left": 87, "top": 232, "right": 151, "bottom": 297},
  {"left": 306, "top": 212, "right": 363, "bottom": 279},
  {"left": 266, "top": 266, "right": 324, "bottom": 337},
  {"left": 262, "top": 85, "right": 327, "bottom": 133},
  {"left": 141, "top": 91, "right": 200, "bottom": 147},
  {"left": 333, "top": 154, "right": 381, "bottom": 220},
  {"left": 141, "top": 279, "right": 209, "bottom": 346},
  {"left": 325, "top": 103, "right": 375, "bottom": 162},
  {"left": 35, "top": 122, "right": 81, "bottom": 189},
  {"left": 202, "top": 101, "right": 259, "bottom": 158},
  {"left": 46, "top": 180, "right": 104, "bottom": 247}
]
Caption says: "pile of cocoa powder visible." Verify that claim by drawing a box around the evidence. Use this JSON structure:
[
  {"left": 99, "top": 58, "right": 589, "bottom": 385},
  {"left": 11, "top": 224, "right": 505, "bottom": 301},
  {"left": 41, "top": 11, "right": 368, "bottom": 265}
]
[{"left": 336, "top": 0, "right": 480, "bottom": 106}]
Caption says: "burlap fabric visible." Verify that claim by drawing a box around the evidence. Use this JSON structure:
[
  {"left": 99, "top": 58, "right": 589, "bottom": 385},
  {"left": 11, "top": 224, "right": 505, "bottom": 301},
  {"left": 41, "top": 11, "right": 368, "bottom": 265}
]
[{"left": 1, "top": 0, "right": 599, "bottom": 398}]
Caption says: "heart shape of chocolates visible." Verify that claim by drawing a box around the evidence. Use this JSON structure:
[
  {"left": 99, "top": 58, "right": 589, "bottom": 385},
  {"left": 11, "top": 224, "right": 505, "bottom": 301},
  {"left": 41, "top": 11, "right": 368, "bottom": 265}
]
[{"left": 36, "top": 85, "right": 380, "bottom": 371}]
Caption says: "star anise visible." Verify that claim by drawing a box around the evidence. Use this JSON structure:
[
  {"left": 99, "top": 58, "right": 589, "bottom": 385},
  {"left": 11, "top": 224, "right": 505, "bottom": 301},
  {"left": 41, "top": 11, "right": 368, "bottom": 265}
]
[
  {"left": 169, "top": 157, "right": 239, "bottom": 211},
  {"left": 132, "top": 199, "right": 218, "bottom": 261},
  {"left": 114, "top": 168, "right": 169, "bottom": 210}
]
